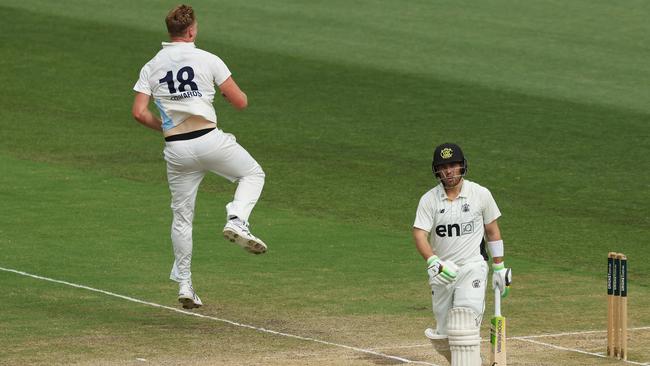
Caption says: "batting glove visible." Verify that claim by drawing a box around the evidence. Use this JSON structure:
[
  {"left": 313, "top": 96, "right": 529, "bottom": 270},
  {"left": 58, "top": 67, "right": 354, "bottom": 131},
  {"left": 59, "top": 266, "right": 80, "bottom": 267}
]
[
  {"left": 492, "top": 262, "right": 512, "bottom": 298},
  {"left": 427, "top": 255, "right": 458, "bottom": 285}
]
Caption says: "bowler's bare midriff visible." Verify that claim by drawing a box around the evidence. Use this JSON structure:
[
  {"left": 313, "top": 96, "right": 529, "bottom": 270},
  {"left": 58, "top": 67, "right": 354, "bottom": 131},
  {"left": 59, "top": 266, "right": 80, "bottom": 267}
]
[{"left": 164, "top": 115, "right": 216, "bottom": 138}]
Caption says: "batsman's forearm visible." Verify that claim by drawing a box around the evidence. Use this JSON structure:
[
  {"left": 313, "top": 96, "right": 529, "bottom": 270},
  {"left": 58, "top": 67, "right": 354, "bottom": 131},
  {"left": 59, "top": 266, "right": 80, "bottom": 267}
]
[
  {"left": 413, "top": 229, "right": 434, "bottom": 261},
  {"left": 416, "top": 242, "right": 434, "bottom": 261},
  {"left": 484, "top": 220, "right": 502, "bottom": 242}
]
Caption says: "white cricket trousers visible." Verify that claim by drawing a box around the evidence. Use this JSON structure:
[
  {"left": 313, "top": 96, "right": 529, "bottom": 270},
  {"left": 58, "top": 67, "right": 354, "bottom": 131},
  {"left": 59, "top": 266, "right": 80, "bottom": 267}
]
[
  {"left": 163, "top": 128, "right": 265, "bottom": 282},
  {"left": 430, "top": 259, "right": 488, "bottom": 335}
]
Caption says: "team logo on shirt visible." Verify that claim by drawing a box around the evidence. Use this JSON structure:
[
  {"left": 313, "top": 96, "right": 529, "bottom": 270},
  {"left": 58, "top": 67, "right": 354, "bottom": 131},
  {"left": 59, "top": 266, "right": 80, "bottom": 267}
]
[
  {"left": 472, "top": 279, "right": 481, "bottom": 288},
  {"left": 462, "top": 203, "right": 470, "bottom": 212}
]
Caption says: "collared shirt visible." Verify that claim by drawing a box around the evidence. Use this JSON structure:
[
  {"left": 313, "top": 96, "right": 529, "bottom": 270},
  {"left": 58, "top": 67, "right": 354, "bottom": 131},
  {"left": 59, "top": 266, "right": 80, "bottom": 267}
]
[
  {"left": 133, "top": 42, "right": 231, "bottom": 131},
  {"left": 413, "top": 179, "right": 501, "bottom": 265}
]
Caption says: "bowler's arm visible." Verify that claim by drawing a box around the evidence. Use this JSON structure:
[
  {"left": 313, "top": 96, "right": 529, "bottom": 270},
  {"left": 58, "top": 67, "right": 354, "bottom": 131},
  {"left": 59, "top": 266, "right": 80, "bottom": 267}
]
[
  {"left": 132, "top": 92, "right": 162, "bottom": 131},
  {"left": 219, "top": 77, "right": 248, "bottom": 110}
]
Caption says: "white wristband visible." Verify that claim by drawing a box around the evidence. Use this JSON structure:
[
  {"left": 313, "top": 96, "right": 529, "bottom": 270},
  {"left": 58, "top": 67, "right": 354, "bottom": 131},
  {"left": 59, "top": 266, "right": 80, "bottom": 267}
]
[{"left": 488, "top": 240, "right": 504, "bottom": 258}]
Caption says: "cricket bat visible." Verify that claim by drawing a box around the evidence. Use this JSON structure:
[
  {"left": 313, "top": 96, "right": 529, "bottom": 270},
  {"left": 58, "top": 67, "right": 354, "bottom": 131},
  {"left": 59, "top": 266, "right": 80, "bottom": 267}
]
[{"left": 490, "top": 287, "right": 506, "bottom": 365}]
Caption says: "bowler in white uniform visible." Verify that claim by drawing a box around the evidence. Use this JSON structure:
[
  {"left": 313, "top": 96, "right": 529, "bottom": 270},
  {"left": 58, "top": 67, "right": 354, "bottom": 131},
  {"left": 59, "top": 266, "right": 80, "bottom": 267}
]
[
  {"left": 413, "top": 143, "right": 512, "bottom": 366},
  {"left": 132, "top": 4, "right": 267, "bottom": 309}
]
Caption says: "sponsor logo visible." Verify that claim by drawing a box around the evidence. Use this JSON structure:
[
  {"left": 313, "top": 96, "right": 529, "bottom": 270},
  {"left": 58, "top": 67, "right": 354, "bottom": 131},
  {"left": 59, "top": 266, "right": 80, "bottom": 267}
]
[
  {"left": 496, "top": 320, "right": 504, "bottom": 351},
  {"left": 461, "top": 222, "right": 474, "bottom": 235},
  {"left": 435, "top": 221, "right": 475, "bottom": 237},
  {"left": 439, "top": 209, "right": 445, "bottom": 213}
]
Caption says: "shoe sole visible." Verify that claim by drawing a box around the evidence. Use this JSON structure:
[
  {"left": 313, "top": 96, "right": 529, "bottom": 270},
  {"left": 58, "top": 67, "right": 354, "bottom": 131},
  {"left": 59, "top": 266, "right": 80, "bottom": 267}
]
[
  {"left": 178, "top": 296, "right": 201, "bottom": 309},
  {"left": 425, "top": 328, "right": 447, "bottom": 340},
  {"left": 223, "top": 229, "right": 267, "bottom": 254}
]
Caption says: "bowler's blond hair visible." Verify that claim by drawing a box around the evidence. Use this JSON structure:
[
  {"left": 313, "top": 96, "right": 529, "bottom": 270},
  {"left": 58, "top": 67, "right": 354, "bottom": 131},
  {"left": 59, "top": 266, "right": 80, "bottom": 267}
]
[{"left": 166, "top": 4, "right": 195, "bottom": 37}]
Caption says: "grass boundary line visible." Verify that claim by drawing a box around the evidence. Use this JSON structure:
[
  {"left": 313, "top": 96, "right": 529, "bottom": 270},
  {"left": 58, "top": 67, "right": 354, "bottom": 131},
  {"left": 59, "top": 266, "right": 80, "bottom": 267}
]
[{"left": 0, "top": 266, "right": 438, "bottom": 366}]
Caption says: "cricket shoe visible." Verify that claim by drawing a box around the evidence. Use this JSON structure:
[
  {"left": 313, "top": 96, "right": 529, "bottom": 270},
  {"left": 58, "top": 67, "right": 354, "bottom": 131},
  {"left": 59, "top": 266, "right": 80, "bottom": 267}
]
[
  {"left": 178, "top": 281, "right": 203, "bottom": 309},
  {"left": 425, "top": 328, "right": 451, "bottom": 364},
  {"left": 223, "top": 218, "right": 267, "bottom": 254},
  {"left": 425, "top": 328, "right": 447, "bottom": 340}
]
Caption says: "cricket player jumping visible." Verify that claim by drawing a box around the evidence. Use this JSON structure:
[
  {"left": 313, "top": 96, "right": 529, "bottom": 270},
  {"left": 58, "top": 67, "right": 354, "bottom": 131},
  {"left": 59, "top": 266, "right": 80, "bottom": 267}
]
[
  {"left": 132, "top": 5, "right": 267, "bottom": 309},
  {"left": 413, "top": 143, "right": 512, "bottom": 365}
]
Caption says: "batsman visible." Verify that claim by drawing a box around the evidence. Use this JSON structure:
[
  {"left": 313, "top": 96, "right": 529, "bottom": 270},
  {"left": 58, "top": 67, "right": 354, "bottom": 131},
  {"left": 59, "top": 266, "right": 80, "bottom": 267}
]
[{"left": 412, "top": 143, "right": 512, "bottom": 366}]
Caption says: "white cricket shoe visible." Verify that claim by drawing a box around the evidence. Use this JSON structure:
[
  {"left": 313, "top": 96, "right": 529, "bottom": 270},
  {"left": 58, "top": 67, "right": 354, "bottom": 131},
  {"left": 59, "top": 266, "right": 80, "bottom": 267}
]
[
  {"left": 425, "top": 328, "right": 447, "bottom": 340},
  {"left": 223, "top": 218, "right": 267, "bottom": 254},
  {"left": 425, "top": 328, "right": 452, "bottom": 364},
  {"left": 178, "top": 281, "right": 203, "bottom": 309}
]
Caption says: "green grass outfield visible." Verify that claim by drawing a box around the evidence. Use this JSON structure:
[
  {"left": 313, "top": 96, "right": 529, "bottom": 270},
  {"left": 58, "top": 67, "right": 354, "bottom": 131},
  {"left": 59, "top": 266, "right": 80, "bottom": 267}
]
[{"left": 1, "top": 1, "right": 648, "bottom": 365}]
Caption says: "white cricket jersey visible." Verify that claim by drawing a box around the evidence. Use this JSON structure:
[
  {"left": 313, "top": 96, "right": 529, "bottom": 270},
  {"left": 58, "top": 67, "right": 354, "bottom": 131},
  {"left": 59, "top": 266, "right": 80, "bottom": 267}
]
[
  {"left": 133, "top": 42, "right": 231, "bottom": 131},
  {"left": 413, "top": 180, "right": 501, "bottom": 266}
]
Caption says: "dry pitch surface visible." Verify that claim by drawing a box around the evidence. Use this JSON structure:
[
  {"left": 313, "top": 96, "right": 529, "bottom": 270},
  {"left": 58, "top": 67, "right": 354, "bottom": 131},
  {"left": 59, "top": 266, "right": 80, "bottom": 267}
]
[{"left": 4, "top": 267, "right": 649, "bottom": 366}]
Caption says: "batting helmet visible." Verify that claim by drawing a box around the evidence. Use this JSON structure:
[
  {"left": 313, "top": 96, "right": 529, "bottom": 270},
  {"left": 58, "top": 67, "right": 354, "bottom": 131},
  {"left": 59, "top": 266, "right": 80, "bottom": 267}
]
[{"left": 431, "top": 143, "right": 467, "bottom": 178}]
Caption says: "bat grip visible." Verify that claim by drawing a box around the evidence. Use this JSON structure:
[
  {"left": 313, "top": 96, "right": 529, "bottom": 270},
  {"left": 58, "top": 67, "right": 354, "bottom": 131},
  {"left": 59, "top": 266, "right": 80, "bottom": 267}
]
[{"left": 494, "top": 287, "right": 501, "bottom": 316}]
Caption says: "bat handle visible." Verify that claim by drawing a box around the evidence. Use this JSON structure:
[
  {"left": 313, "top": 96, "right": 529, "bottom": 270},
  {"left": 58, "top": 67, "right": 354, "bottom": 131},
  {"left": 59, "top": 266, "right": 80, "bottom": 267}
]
[{"left": 494, "top": 287, "right": 501, "bottom": 317}]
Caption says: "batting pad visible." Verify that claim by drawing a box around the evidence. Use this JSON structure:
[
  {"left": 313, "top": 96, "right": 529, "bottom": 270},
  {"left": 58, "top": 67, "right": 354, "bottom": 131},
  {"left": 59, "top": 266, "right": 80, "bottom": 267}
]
[{"left": 447, "top": 307, "right": 481, "bottom": 366}]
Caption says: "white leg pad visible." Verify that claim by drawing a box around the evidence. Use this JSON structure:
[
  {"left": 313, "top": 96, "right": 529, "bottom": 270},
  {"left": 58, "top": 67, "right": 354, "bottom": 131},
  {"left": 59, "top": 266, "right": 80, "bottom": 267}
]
[{"left": 447, "top": 307, "right": 482, "bottom": 366}]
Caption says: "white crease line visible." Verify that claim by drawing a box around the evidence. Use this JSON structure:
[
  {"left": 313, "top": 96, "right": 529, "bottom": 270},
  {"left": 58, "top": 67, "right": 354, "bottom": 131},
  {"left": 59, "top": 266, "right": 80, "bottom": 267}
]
[
  {"left": 516, "top": 337, "right": 649, "bottom": 366},
  {"left": 373, "top": 339, "right": 490, "bottom": 350},
  {"left": 372, "top": 326, "right": 650, "bottom": 365},
  {"left": 513, "top": 326, "right": 650, "bottom": 340},
  {"left": 373, "top": 326, "right": 650, "bottom": 350},
  {"left": 374, "top": 343, "right": 436, "bottom": 350},
  {"left": 0, "top": 266, "right": 438, "bottom": 366}
]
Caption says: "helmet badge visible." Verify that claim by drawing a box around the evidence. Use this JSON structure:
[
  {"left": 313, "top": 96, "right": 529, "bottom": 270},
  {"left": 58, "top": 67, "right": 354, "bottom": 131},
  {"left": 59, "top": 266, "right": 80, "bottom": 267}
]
[{"left": 440, "top": 148, "right": 453, "bottom": 159}]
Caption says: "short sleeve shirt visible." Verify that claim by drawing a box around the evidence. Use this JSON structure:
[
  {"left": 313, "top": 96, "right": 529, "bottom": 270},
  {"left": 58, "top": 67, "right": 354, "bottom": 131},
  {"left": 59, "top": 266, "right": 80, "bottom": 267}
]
[
  {"left": 413, "top": 180, "right": 501, "bottom": 265},
  {"left": 133, "top": 42, "right": 231, "bottom": 131}
]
